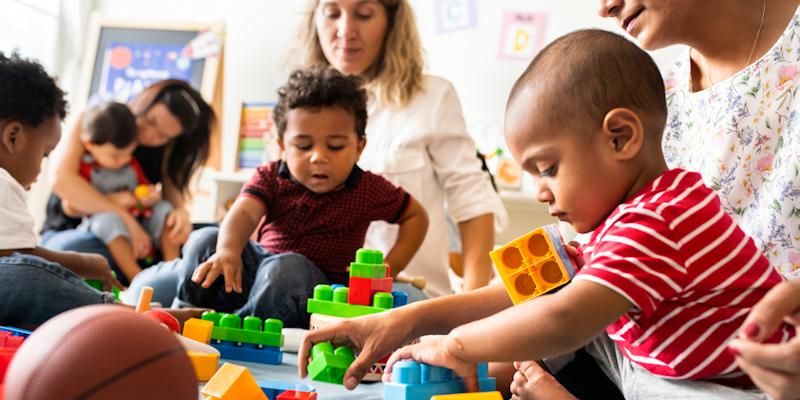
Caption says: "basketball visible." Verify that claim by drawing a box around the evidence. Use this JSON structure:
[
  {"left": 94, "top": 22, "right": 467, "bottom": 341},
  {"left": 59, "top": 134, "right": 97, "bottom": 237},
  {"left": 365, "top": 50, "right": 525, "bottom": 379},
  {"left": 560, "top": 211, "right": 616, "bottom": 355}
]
[{"left": 3, "top": 305, "right": 197, "bottom": 400}]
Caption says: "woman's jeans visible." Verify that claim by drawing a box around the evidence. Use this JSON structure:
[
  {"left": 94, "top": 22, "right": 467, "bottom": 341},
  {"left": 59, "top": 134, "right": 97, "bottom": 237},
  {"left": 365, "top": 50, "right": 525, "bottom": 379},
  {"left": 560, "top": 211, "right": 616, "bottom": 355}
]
[{"left": 0, "top": 253, "right": 115, "bottom": 328}]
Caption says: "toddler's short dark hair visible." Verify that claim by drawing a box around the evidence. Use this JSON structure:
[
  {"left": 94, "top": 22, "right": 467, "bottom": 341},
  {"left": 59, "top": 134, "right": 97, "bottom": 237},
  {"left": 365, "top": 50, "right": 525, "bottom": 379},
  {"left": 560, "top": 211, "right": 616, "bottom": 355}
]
[
  {"left": 82, "top": 102, "right": 137, "bottom": 148},
  {"left": 273, "top": 66, "right": 368, "bottom": 140},
  {"left": 0, "top": 52, "right": 67, "bottom": 126}
]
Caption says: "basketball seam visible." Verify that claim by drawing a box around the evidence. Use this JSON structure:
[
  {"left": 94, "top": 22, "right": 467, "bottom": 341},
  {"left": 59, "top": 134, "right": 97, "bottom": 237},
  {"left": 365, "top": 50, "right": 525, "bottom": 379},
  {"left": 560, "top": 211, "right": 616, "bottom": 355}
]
[{"left": 72, "top": 345, "right": 185, "bottom": 399}]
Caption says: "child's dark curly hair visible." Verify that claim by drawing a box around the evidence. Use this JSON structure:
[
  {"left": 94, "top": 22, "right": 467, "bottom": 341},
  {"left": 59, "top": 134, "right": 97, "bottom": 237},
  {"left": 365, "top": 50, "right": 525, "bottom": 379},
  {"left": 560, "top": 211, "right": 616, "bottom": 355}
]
[
  {"left": 273, "top": 66, "right": 367, "bottom": 140},
  {"left": 0, "top": 52, "right": 67, "bottom": 126}
]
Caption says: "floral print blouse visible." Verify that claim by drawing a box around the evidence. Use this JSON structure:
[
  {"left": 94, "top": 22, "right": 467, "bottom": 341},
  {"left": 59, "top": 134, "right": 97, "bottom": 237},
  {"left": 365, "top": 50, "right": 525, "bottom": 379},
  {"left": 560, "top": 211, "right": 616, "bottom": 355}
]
[{"left": 663, "top": 6, "right": 800, "bottom": 280}]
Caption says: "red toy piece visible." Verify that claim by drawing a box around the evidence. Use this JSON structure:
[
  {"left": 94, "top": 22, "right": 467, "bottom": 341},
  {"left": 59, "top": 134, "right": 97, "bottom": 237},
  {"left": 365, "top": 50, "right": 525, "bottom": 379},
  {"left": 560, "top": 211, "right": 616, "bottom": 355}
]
[
  {"left": 348, "top": 276, "right": 392, "bottom": 306},
  {"left": 144, "top": 309, "right": 180, "bottom": 333},
  {"left": 276, "top": 390, "right": 317, "bottom": 400}
]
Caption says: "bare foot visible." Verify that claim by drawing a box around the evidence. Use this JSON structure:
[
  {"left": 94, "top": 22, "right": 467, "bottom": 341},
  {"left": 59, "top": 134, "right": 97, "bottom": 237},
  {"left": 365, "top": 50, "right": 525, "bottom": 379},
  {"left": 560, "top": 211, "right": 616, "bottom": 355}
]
[{"left": 510, "top": 360, "right": 576, "bottom": 400}]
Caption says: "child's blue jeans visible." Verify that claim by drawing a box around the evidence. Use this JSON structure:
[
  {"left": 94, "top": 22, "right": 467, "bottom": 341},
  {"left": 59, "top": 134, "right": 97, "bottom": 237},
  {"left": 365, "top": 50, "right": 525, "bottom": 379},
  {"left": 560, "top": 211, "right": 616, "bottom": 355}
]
[
  {"left": 176, "top": 227, "right": 330, "bottom": 328},
  {"left": 0, "top": 253, "right": 116, "bottom": 328}
]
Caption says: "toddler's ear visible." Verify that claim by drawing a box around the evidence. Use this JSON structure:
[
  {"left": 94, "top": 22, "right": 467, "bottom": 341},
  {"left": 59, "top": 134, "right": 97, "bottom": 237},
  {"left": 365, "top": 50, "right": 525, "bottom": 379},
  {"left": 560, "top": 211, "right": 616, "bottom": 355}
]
[
  {"left": 601, "top": 107, "right": 644, "bottom": 160},
  {"left": 0, "top": 121, "right": 23, "bottom": 153}
]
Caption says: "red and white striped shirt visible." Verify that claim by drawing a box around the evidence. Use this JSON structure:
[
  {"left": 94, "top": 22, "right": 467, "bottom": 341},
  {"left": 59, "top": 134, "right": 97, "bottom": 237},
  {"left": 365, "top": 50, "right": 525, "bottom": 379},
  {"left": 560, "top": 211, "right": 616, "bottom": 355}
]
[{"left": 576, "top": 169, "right": 793, "bottom": 383}]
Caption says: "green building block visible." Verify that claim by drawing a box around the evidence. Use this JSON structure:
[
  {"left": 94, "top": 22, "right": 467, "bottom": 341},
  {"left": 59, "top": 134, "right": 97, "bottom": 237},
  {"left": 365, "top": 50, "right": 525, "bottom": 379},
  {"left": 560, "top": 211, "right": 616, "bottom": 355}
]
[
  {"left": 201, "top": 312, "right": 284, "bottom": 347},
  {"left": 349, "top": 248, "right": 387, "bottom": 279},
  {"left": 307, "top": 284, "right": 393, "bottom": 318},
  {"left": 307, "top": 341, "right": 355, "bottom": 384},
  {"left": 356, "top": 248, "right": 383, "bottom": 264},
  {"left": 85, "top": 271, "right": 120, "bottom": 300}
]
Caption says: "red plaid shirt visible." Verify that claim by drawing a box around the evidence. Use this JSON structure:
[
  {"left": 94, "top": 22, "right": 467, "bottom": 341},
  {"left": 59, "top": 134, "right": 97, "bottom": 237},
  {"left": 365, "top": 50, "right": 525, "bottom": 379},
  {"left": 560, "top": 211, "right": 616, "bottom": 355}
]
[{"left": 240, "top": 161, "right": 410, "bottom": 283}]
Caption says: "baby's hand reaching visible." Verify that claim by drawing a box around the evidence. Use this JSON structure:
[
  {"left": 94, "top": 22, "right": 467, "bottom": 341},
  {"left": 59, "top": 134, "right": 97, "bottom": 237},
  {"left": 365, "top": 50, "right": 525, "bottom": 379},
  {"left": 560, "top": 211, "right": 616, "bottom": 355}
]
[
  {"left": 565, "top": 241, "right": 585, "bottom": 270},
  {"left": 510, "top": 361, "right": 575, "bottom": 400},
  {"left": 383, "top": 336, "right": 480, "bottom": 393},
  {"left": 192, "top": 251, "right": 243, "bottom": 293}
]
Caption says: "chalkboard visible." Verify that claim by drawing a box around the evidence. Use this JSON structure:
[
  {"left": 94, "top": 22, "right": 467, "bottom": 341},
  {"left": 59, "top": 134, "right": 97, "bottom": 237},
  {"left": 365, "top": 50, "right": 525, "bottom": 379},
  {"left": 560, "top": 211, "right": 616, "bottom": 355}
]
[
  {"left": 78, "top": 15, "right": 223, "bottom": 106},
  {"left": 77, "top": 15, "right": 225, "bottom": 168}
]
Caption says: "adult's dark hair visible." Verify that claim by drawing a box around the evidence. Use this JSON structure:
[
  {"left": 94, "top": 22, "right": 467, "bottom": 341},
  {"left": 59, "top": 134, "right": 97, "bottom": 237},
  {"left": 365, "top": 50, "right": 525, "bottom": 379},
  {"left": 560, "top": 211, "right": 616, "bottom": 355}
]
[
  {"left": 273, "top": 66, "right": 368, "bottom": 140},
  {"left": 129, "top": 79, "right": 215, "bottom": 194},
  {"left": 0, "top": 51, "right": 67, "bottom": 126},
  {"left": 508, "top": 29, "right": 667, "bottom": 135},
  {"left": 81, "top": 102, "right": 136, "bottom": 148}
]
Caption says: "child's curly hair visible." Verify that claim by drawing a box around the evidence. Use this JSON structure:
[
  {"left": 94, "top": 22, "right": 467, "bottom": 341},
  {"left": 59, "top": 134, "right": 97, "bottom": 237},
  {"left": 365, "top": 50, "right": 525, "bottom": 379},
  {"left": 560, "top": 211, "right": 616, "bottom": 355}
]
[
  {"left": 273, "top": 66, "right": 368, "bottom": 140},
  {"left": 0, "top": 52, "right": 67, "bottom": 126}
]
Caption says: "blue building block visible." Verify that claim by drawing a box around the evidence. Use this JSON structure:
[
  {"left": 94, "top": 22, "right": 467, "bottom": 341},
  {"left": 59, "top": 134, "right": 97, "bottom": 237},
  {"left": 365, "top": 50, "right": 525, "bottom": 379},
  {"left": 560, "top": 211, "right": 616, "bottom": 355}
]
[
  {"left": 211, "top": 341, "right": 283, "bottom": 365},
  {"left": 384, "top": 361, "right": 496, "bottom": 400},
  {"left": 0, "top": 327, "right": 31, "bottom": 339},
  {"left": 258, "top": 380, "right": 315, "bottom": 400},
  {"left": 391, "top": 290, "right": 408, "bottom": 308}
]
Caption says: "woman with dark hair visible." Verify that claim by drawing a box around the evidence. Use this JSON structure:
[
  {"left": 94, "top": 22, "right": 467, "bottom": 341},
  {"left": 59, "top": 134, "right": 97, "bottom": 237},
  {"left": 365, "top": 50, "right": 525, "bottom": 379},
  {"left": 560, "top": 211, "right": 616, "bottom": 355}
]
[{"left": 43, "top": 79, "right": 215, "bottom": 286}]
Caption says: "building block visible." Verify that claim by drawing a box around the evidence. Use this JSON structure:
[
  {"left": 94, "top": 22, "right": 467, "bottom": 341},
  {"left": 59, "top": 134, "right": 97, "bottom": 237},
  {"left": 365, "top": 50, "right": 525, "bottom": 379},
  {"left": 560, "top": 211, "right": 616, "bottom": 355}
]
[
  {"left": 431, "top": 392, "right": 504, "bottom": 400},
  {"left": 308, "top": 313, "right": 389, "bottom": 382},
  {"left": 1, "top": 327, "right": 28, "bottom": 385},
  {"left": 276, "top": 390, "right": 317, "bottom": 400},
  {"left": 384, "top": 361, "right": 496, "bottom": 400},
  {"left": 348, "top": 248, "right": 387, "bottom": 278},
  {"left": 0, "top": 327, "right": 31, "bottom": 339},
  {"left": 184, "top": 317, "right": 215, "bottom": 344},
  {"left": 202, "top": 312, "right": 284, "bottom": 348},
  {"left": 489, "top": 223, "right": 578, "bottom": 304},
  {"left": 348, "top": 276, "right": 392, "bottom": 306},
  {"left": 84, "top": 271, "right": 121, "bottom": 300},
  {"left": 188, "top": 350, "right": 220, "bottom": 381},
  {"left": 258, "top": 380, "right": 315, "bottom": 400},
  {"left": 201, "top": 362, "right": 267, "bottom": 400},
  {"left": 212, "top": 341, "right": 283, "bottom": 365},
  {"left": 307, "top": 284, "right": 393, "bottom": 318},
  {"left": 392, "top": 290, "right": 409, "bottom": 307},
  {"left": 307, "top": 342, "right": 355, "bottom": 384}
]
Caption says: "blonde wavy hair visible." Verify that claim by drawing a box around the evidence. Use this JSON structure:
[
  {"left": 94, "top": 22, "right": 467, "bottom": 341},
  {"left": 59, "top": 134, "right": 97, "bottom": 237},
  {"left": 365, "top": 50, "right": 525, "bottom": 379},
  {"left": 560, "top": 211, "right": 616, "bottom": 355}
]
[{"left": 295, "top": 0, "right": 424, "bottom": 107}]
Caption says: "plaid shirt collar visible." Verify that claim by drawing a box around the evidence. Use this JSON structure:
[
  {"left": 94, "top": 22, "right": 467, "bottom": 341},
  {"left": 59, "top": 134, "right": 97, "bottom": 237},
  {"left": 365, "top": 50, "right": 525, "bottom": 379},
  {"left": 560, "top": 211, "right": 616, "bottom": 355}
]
[{"left": 277, "top": 160, "right": 364, "bottom": 190}]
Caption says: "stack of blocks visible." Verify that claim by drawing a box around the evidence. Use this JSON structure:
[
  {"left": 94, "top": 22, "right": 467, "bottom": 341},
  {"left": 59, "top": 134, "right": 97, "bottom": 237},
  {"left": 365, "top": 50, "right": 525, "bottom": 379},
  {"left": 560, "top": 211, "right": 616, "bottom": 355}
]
[
  {"left": 307, "top": 248, "right": 409, "bottom": 383},
  {"left": 0, "top": 326, "right": 30, "bottom": 393},
  {"left": 183, "top": 318, "right": 220, "bottom": 381},
  {"left": 489, "top": 224, "right": 578, "bottom": 304},
  {"left": 200, "top": 312, "right": 284, "bottom": 365},
  {"left": 306, "top": 341, "right": 355, "bottom": 385},
  {"left": 384, "top": 361, "right": 496, "bottom": 400}
]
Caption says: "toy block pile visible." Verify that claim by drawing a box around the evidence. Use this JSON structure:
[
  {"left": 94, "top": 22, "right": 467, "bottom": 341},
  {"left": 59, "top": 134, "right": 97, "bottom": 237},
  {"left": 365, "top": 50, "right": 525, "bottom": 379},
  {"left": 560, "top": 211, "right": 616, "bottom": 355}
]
[
  {"left": 384, "top": 360, "right": 497, "bottom": 400},
  {"left": 0, "top": 326, "right": 31, "bottom": 397},
  {"left": 201, "top": 312, "right": 284, "bottom": 365},
  {"left": 489, "top": 223, "right": 578, "bottom": 304},
  {"left": 306, "top": 341, "right": 356, "bottom": 384}
]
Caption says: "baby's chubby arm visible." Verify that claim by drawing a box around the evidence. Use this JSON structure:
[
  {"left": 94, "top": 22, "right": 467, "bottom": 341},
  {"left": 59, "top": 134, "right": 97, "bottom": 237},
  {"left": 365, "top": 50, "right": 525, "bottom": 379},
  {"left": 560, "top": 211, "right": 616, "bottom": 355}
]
[
  {"left": 447, "top": 280, "right": 632, "bottom": 362},
  {"left": 383, "top": 197, "right": 428, "bottom": 277},
  {"left": 191, "top": 196, "right": 265, "bottom": 293}
]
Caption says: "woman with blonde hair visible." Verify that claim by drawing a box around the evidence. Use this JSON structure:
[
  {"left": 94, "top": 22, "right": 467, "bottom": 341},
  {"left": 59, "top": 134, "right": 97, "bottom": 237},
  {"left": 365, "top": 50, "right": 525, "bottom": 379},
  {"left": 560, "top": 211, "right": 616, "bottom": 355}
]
[{"left": 296, "top": 0, "right": 507, "bottom": 298}]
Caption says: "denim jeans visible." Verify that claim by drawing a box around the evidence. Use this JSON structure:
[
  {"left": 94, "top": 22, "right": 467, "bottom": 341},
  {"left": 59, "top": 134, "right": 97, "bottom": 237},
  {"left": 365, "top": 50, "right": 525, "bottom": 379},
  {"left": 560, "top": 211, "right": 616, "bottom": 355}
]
[{"left": 0, "top": 253, "right": 115, "bottom": 328}]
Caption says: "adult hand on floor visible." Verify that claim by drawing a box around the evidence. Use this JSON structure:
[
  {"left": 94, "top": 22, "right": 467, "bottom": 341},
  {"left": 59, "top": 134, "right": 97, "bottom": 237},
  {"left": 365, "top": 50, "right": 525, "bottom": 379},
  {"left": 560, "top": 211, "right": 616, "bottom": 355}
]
[{"left": 729, "top": 280, "right": 800, "bottom": 400}]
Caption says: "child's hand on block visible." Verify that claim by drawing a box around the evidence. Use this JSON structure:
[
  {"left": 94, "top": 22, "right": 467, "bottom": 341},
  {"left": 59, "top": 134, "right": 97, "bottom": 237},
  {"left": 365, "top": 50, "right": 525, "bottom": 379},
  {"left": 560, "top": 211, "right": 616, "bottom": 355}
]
[
  {"left": 382, "top": 335, "right": 480, "bottom": 392},
  {"left": 510, "top": 361, "right": 576, "bottom": 400},
  {"left": 565, "top": 241, "right": 585, "bottom": 270},
  {"left": 192, "top": 251, "right": 243, "bottom": 293},
  {"left": 76, "top": 253, "right": 125, "bottom": 291}
]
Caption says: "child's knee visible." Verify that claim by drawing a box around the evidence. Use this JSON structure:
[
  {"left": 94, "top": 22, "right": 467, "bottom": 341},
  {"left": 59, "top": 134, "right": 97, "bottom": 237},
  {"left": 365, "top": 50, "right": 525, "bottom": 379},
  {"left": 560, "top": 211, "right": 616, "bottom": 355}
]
[{"left": 89, "top": 212, "right": 129, "bottom": 243}]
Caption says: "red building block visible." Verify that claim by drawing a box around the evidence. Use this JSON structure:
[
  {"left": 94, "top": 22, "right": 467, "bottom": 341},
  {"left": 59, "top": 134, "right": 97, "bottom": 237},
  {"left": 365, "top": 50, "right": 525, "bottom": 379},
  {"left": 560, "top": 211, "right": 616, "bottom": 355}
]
[
  {"left": 348, "top": 277, "right": 393, "bottom": 306},
  {"left": 276, "top": 390, "right": 317, "bottom": 400}
]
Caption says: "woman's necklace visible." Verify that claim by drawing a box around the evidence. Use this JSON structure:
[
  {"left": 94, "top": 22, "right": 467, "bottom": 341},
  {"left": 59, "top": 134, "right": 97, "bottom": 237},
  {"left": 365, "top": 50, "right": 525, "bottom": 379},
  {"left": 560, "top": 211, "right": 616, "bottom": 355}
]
[{"left": 698, "top": 0, "right": 766, "bottom": 86}]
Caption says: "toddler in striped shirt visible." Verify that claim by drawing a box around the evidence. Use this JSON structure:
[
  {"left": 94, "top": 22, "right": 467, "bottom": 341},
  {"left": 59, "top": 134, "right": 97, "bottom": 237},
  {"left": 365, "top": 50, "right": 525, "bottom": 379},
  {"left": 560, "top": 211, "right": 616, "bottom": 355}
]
[{"left": 384, "top": 29, "right": 793, "bottom": 394}]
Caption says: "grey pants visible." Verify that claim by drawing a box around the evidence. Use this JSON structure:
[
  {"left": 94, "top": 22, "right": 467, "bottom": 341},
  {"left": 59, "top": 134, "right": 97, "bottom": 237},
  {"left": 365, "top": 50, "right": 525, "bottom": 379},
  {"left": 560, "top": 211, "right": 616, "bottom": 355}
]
[
  {"left": 586, "top": 334, "right": 767, "bottom": 400},
  {"left": 79, "top": 200, "right": 172, "bottom": 246}
]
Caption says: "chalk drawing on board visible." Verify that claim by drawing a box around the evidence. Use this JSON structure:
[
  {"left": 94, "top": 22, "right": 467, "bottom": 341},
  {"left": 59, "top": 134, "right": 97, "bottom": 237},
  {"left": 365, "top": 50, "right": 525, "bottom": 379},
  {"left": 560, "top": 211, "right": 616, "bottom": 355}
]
[
  {"left": 435, "top": 0, "right": 477, "bottom": 34},
  {"left": 498, "top": 11, "right": 548, "bottom": 60}
]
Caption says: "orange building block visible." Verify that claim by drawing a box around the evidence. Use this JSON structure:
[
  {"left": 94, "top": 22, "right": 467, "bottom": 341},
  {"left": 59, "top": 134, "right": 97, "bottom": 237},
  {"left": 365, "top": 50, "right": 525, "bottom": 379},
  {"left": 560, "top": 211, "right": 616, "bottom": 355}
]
[
  {"left": 184, "top": 317, "right": 214, "bottom": 344},
  {"left": 489, "top": 224, "right": 577, "bottom": 304},
  {"left": 431, "top": 391, "right": 503, "bottom": 400},
  {"left": 187, "top": 350, "right": 220, "bottom": 381},
  {"left": 201, "top": 362, "right": 267, "bottom": 400}
]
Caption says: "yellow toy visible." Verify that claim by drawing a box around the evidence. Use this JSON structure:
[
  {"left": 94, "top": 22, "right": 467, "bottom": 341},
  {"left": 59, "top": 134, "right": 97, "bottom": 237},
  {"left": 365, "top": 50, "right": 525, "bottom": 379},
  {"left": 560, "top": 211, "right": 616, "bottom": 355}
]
[
  {"left": 201, "top": 362, "right": 266, "bottom": 400},
  {"left": 183, "top": 318, "right": 215, "bottom": 344},
  {"left": 188, "top": 350, "right": 220, "bottom": 381},
  {"left": 489, "top": 223, "right": 577, "bottom": 304},
  {"left": 134, "top": 184, "right": 151, "bottom": 199},
  {"left": 431, "top": 392, "right": 504, "bottom": 400}
]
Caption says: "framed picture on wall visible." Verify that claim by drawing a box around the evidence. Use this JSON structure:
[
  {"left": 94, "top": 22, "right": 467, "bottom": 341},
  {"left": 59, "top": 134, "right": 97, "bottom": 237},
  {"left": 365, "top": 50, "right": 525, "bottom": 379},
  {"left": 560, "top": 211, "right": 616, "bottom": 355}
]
[{"left": 77, "top": 14, "right": 225, "bottom": 168}]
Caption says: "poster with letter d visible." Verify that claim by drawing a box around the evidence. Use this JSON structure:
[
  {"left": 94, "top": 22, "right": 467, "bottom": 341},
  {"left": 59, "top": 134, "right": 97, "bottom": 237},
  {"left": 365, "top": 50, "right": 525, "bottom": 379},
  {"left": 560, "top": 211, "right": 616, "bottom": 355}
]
[{"left": 498, "top": 11, "right": 548, "bottom": 60}]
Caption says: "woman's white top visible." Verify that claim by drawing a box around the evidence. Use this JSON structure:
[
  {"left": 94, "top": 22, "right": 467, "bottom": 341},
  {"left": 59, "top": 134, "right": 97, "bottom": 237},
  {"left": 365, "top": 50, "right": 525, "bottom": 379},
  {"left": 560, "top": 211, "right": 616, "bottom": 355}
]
[{"left": 360, "top": 75, "right": 508, "bottom": 296}]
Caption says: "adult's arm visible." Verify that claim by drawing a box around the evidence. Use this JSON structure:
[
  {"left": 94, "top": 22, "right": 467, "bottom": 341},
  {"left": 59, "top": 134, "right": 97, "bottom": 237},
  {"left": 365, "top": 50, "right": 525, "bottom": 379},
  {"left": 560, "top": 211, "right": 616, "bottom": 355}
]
[
  {"left": 160, "top": 170, "right": 192, "bottom": 243},
  {"left": 49, "top": 112, "right": 151, "bottom": 257},
  {"left": 458, "top": 213, "right": 495, "bottom": 290}
]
